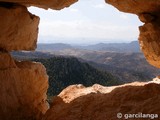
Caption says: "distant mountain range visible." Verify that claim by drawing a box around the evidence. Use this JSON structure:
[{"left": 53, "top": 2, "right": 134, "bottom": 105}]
[
  {"left": 37, "top": 41, "right": 141, "bottom": 53},
  {"left": 11, "top": 41, "right": 160, "bottom": 96},
  {"left": 37, "top": 43, "right": 73, "bottom": 51},
  {"left": 86, "top": 52, "right": 160, "bottom": 82}
]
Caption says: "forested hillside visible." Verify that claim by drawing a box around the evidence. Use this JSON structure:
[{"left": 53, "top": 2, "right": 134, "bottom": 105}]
[
  {"left": 33, "top": 57, "right": 120, "bottom": 96},
  {"left": 12, "top": 41, "right": 160, "bottom": 96},
  {"left": 80, "top": 52, "right": 160, "bottom": 82},
  {"left": 12, "top": 51, "right": 160, "bottom": 84}
]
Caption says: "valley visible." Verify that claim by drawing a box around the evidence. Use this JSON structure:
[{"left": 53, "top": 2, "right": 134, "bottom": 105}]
[{"left": 11, "top": 41, "right": 160, "bottom": 96}]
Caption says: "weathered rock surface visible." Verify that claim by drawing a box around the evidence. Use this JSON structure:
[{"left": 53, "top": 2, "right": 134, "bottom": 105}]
[
  {"left": 138, "top": 13, "right": 160, "bottom": 68},
  {"left": 0, "top": 3, "right": 39, "bottom": 51},
  {"left": 0, "top": 0, "right": 78, "bottom": 119},
  {"left": 106, "top": 0, "right": 160, "bottom": 14},
  {"left": 0, "top": 52, "right": 49, "bottom": 120},
  {"left": 43, "top": 80, "right": 160, "bottom": 120},
  {"left": 106, "top": 0, "right": 160, "bottom": 68},
  {"left": 0, "top": 0, "right": 160, "bottom": 120},
  {"left": 0, "top": 0, "right": 78, "bottom": 10}
]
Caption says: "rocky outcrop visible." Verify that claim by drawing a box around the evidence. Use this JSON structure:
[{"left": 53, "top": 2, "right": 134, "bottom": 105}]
[
  {"left": 0, "top": 0, "right": 160, "bottom": 120},
  {"left": 43, "top": 80, "right": 160, "bottom": 120},
  {"left": 0, "top": 0, "right": 78, "bottom": 119},
  {"left": 106, "top": 0, "right": 160, "bottom": 68},
  {"left": 0, "top": 0, "right": 78, "bottom": 10},
  {"left": 106, "top": 0, "right": 160, "bottom": 14},
  {"left": 0, "top": 3, "right": 39, "bottom": 51},
  {"left": 0, "top": 1, "right": 52, "bottom": 120},
  {"left": 139, "top": 15, "right": 160, "bottom": 68},
  {"left": 0, "top": 0, "right": 78, "bottom": 52},
  {"left": 0, "top": 51, "right": 49, "bottom": 120}
]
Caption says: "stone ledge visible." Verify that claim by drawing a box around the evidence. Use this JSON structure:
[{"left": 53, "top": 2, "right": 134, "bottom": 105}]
[{"left": 0, "top": 3, "right": 39, "bottom": 51}]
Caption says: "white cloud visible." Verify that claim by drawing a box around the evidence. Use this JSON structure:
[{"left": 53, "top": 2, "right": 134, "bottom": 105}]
[
  {"left": 29, "top": 1, "right": 142, "bottom": 44},
  {"left": 39, "top": 20, "right": 139, "bottom": 42},
  {"left": 119, "top": 14, "right": 129, "bottom": 20},
  {"left": 70, "top": 8, "right": 79, "bottom": 12},
  {"left": 93, "top": 4, "right": 106, "bottom": 9}
]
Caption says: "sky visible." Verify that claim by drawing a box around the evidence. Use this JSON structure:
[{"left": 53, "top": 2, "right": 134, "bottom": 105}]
[{"left": 29, "top": 0, "right": 142, "bottom": 45}]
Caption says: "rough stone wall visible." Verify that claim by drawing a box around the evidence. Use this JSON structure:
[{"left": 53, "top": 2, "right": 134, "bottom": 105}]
[
  {"left": 0, "top": 52, "right": 49, "bottom": 120},
  {"left": 0, "top": 0, "right": 77, "bottom": 119},
  {"left": 0, "top": 0, "right": 160, "bottom": 119},
  {"left": 0, "top": 3, "right": 48, "bottom": 119},
  {"left": 0, "top": 0, "right": 78, "bottom": 10},
  {"left": 139, "top": 13, "right": 160, "bottom": 68},
  {"left": 106, "top": 0, "right": 160, "bottom": 68},
  {"left": 0, "top": 3, "right": 39, "bottom": 51},
  {"left": 43, "top": 80, "right": 160, "bottom": 120}
]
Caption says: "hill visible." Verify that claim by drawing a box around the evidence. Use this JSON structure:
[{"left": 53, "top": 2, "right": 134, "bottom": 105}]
[
  {"left": 86, "top": 52, "right": 160, "bottom": 82},
  {"left": 12, "top": 50, "right": 160, "bottom": 84},
  {"left": 33, "top": 57, "right": 120, "bottom": 96},
  {"left": 11, "top": 40, "right": 160, "bottom": 88},
  {"left": 11, "top": 51, "right": 54, "bottom": 60},
  {"left": 36, "top": 43, "right": 159, "bottom": 83},
  {"left": 79, "top": 41, "right": 140, "bottom": 52},
  {"left": 37, "top": 41, "right": 140, "bottom": 53},
  {"left": 37, "top": 43, "right": 73, "bottom": 51}
]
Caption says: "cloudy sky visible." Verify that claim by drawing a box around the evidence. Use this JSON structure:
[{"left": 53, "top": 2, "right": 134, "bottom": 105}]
[{"left": 29, "top": 0, "right": 142, "bottom": 45}]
